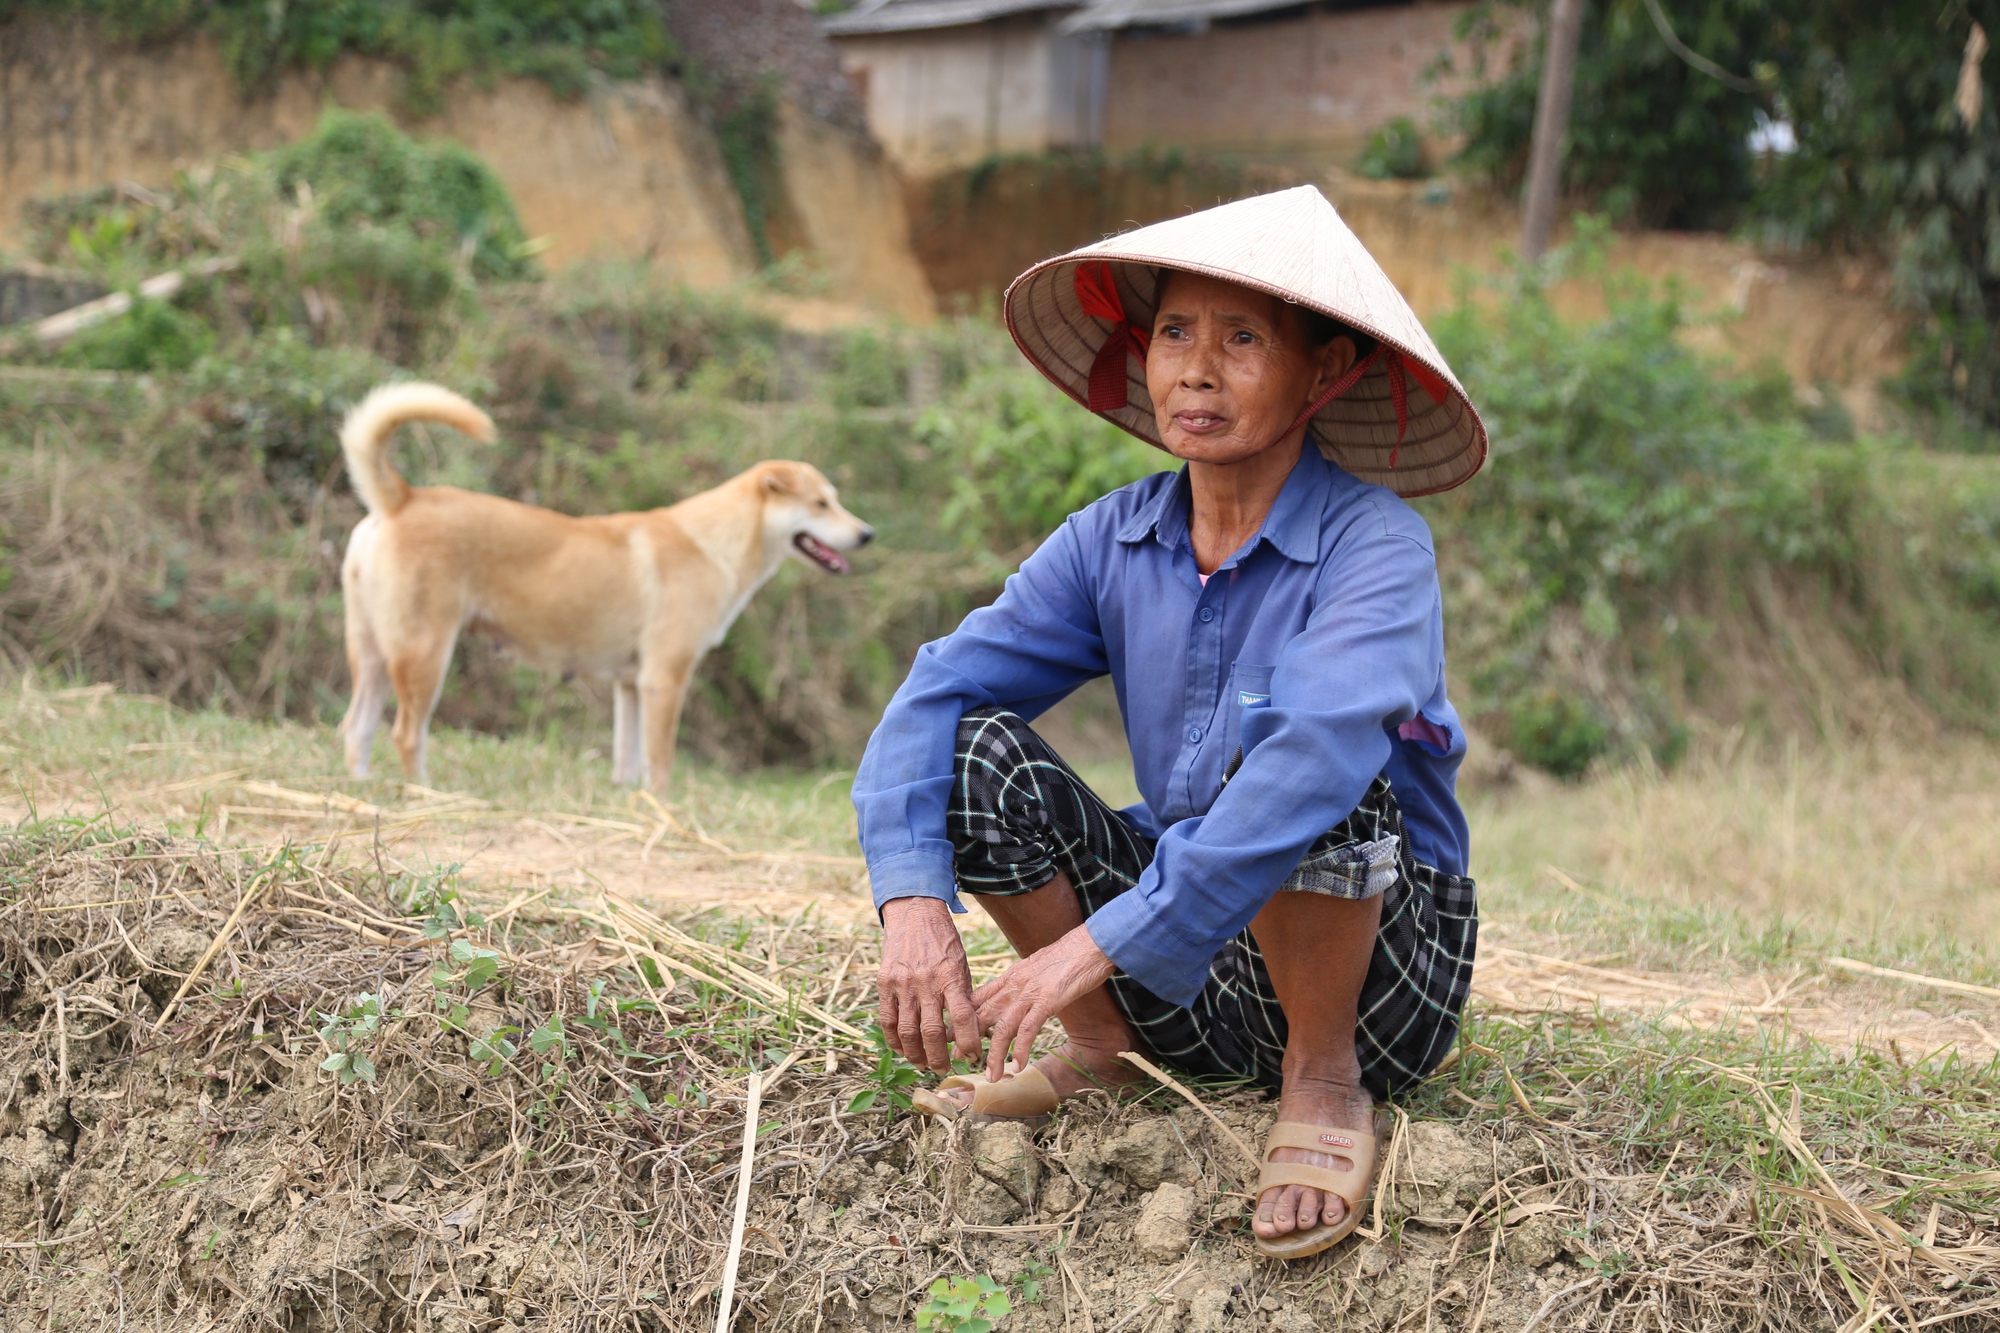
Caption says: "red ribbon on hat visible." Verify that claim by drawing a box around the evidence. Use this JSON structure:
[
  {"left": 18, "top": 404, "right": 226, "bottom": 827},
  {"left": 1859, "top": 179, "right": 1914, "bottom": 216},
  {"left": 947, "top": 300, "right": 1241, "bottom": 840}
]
[
  {"left": 1075, "top": 262, "right": 1151, "bottom": 412},
  {"left": 1281, "top": 342, "right": 1452, "bottom": 469}
]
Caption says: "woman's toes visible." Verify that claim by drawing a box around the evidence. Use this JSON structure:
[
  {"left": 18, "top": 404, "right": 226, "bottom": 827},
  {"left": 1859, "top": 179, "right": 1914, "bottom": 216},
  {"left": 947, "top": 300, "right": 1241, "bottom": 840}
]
[{"left": 1254, "top": 1185, "right": 1299, "bottom": 1238}]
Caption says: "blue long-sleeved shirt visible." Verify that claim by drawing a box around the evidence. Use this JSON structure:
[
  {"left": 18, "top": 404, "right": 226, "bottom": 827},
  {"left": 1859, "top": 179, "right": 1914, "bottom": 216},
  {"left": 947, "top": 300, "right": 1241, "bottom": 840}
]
[{"left": 852, "top": 446, "right": 1469, "bottom": 1008}]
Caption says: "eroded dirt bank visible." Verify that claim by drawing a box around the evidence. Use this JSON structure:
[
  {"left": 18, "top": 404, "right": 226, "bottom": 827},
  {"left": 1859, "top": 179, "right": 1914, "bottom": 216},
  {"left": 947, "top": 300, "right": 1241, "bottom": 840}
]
[{"left": 0, "top": 15, "right": 933, "bottom": 320}]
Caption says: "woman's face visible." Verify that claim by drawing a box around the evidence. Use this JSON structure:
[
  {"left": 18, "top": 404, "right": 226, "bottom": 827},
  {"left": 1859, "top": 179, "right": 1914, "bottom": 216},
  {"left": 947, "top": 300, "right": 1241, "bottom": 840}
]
[{"left": 1146, "top": 272, "right": 1355, "bottom": 466}]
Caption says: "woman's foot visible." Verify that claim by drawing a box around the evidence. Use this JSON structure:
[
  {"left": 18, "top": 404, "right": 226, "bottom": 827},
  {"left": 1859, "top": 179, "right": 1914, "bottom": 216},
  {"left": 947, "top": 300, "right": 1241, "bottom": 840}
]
[
  {"left": 935, "top": 1029, "right": 1146, "bottom": 1112},
  {"left": 1253, "top": 1076, "right": 1376, "bottom": 1241}
]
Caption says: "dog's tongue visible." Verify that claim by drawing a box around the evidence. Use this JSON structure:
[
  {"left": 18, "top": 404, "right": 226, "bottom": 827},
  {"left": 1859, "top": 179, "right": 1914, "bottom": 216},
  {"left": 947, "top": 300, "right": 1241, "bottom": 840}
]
[{"left": 797, "top": 534, "right": 850, "bottom": 574}]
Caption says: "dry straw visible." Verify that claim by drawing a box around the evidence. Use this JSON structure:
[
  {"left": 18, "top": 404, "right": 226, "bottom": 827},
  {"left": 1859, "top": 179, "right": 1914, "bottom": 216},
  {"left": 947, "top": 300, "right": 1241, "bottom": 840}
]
[{"left": 0, "top": 824, "right": 1992, "bottom": 1330}]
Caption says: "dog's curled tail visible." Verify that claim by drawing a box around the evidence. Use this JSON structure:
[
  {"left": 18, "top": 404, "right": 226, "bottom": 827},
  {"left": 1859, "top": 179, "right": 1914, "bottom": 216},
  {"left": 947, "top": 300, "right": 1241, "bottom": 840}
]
[{"left": 340, "top": 382, "right": 495, "bottom": 517}]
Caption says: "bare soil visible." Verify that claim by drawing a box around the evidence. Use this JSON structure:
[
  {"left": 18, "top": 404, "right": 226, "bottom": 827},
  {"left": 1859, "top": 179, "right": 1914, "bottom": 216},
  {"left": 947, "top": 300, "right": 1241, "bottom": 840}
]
[{"left": 0, "top": 817, "right": 1994, "bottom": 1331}]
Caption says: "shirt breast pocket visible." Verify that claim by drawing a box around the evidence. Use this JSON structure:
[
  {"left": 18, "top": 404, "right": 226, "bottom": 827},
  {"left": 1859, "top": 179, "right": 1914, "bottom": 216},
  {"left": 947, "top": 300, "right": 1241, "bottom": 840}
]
[{"left": 1222, "top": 662, "right": 1275, "bottom": 774}]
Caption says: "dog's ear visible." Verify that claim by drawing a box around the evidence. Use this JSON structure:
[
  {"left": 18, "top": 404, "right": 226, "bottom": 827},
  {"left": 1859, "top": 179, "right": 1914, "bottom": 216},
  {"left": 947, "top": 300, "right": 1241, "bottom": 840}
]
[{"left": 760, "top": 466, "right": 799, "bottom": 497}]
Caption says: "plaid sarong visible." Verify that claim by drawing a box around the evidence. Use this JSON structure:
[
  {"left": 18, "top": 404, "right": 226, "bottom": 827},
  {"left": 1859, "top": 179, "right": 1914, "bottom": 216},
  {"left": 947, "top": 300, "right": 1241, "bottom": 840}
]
[{"left": 948, "top": 708, "right": 1478, "bottom": 1098}]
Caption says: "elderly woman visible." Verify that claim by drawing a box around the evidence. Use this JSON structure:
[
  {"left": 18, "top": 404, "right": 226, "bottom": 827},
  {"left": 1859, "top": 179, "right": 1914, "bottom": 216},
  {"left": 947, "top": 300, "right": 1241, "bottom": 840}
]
[{"left": 853, "top": 186, "right": 1484, "bottom": 1261}]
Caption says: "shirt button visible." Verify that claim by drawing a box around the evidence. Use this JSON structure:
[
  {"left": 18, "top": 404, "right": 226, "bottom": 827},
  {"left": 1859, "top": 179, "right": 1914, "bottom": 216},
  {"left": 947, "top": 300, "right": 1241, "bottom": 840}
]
[
  {"left": 1188, "top": 727, "right": 1202, "bottom": 743},
  {"left": 1198, "top": 607, "right": 1215, "bottom": 623}
]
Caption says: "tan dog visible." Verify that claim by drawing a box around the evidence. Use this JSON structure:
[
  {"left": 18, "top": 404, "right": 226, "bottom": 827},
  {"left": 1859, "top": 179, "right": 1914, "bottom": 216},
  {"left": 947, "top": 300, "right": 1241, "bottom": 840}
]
[{"left": 337, "top": 383, "right": 874, "bottom": 790}]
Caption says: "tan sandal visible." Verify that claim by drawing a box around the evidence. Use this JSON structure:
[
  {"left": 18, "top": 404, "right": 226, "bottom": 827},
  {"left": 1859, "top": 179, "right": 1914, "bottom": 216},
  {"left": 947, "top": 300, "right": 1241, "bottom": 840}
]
[
  {"left": 1251, "top": 1121, "right": 1376, "bottom": 1260},
  {"left": 908, "top": 1065, "right": 1059, "bottom": 1125}
]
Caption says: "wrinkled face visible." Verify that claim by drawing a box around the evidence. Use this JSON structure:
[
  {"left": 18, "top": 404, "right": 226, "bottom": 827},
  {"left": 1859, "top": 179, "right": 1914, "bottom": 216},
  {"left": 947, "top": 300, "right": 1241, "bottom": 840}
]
[
  {"left": 1145, "top": 272, "right": 1356, "bottom": 466},
  {"left": 759, "top": 462, "right": 874, "bottom": 574}
]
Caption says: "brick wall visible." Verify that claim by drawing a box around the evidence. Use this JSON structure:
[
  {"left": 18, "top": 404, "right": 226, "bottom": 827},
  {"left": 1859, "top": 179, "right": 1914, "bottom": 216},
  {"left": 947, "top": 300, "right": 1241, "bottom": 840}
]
[{"left": 1103, "top": 1, "right": 1476, "bottom": 152}]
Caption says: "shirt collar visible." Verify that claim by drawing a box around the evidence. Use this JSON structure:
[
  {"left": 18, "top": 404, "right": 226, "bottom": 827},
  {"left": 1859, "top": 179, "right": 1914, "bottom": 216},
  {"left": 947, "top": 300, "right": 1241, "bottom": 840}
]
[{"left": 1114, "top": 447, "right": 1329, "bottom": 566}]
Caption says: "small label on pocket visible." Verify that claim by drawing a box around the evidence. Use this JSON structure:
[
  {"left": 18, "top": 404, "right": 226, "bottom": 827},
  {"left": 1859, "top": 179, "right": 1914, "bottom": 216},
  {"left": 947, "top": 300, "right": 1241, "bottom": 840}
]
[{"left": 1238, "top": 691, "right": 1270, "bottom": 708}]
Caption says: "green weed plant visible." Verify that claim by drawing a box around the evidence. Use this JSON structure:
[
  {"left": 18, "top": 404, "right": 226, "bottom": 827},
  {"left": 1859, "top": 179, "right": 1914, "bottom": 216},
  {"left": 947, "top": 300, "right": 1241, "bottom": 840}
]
[{"left": 1, "top": 0, "right": 673, "bottom": 114}]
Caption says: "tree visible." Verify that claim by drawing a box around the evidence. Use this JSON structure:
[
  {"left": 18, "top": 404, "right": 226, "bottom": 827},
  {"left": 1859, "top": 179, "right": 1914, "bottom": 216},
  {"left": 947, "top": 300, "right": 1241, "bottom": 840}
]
[
  {"left": 1446, "top": 0, "right": 2000, "bottom": 428},
  {"left": 1522, "top": 0, "right": 1590, "bottom": 259}
]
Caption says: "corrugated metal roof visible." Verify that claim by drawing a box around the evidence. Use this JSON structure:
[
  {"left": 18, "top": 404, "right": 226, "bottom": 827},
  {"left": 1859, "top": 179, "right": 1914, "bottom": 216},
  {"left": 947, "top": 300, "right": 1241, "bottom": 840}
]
[
  {"left": 1059, "top": 0, "right": 1320, "bottom": 32},
  {"left": 819, "top": 0, "right": 1081, "bottom": 35}
]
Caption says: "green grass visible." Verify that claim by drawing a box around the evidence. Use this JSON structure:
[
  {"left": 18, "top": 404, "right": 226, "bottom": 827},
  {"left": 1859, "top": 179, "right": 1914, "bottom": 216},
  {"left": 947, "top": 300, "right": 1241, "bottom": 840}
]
[{"left": 0, "top": 679, "right": 863, "bottom": 859}]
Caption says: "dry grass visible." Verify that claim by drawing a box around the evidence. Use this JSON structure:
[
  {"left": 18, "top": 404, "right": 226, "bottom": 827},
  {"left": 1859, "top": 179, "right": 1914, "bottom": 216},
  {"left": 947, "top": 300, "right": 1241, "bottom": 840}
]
[
  {"left": 1468, "top": 734, "right": 2000, "bottom": 979},
  {"left": 0, "top": 683, "right": 1995, "bottom": 1330}
]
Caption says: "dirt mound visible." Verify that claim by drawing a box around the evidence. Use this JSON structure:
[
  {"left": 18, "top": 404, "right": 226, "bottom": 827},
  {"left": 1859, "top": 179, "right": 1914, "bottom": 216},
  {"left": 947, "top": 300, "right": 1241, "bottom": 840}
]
[{"left": 0, "top": 826, "right": 1994, "bottom": 1331}]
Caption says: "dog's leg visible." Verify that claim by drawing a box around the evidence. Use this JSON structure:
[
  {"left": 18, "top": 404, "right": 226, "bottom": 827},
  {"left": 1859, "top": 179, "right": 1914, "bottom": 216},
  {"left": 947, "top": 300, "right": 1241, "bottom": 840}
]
[
  {"left": 612, "top": 680, "right": 643, "bottom": 786},
  {"left": 341, "top": 634, "right": 392, "bottom": 777},
  {"left": 342, "top": 600, "right": 392, "bottom": 772},
  {"left": 387, "top": 634, "right": 457, "bottom": 785},
  {"left": 638, "top": 652, "right": 697, "bottom": 793}
]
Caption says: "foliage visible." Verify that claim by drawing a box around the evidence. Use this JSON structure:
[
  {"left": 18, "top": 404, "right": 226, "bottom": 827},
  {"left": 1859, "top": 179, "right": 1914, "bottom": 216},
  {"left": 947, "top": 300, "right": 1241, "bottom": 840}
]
[
  {"left": 1442, "top": 0, "right": 1775, "bottom": 229},
  {"left": 316, "top": 992, "right": 387, "bottom": 1085},
  {"left": 914, "top": 1275, "right": 1013, "bottom": 1333},
  {"left": 917, "top": 359, "right": 1169, "bottom": 555},
  {"left": 1356, "top": 116, "right": 1430, "bottom": 181},
  {"left": 56, "top": 296, "right": 214, "bottom": 373},
  {"left": 846, "top": 1034, "right": 921, "bottom": 1113},
  {"left": 14, "top": 132, "right": 2000, "bottom": 779},
  {"left": 1443, "top": 0, "right": 2000, "bottom": 430},
  {"left": 714, "top": 77, "right": 787, "bottom": 268},
  {"left": 24, "top": 108, "right": 528, "bottom": 375},
  {"left": 1, "top": 0, "right": 673, "bottom": 114},
  {"left": 1429, "top": 228, "right": 2000, "bottom": 768},
  {"left": 267, "top": 108, "right": 535, "bottom": 282}
]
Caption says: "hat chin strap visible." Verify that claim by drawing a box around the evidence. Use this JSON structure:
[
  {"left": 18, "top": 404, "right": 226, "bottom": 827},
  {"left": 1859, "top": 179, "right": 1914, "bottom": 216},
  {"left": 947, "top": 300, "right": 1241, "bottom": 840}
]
[{"left": 1279, "top": 343, "right": 1449, "bottom": 469}]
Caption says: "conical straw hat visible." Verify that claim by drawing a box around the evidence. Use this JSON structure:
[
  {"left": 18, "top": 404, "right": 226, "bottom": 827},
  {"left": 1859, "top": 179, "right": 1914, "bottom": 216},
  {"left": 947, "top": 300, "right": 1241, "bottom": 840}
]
[{"left": 1004, "top": 185, "right": 1486, "bottom": 497}]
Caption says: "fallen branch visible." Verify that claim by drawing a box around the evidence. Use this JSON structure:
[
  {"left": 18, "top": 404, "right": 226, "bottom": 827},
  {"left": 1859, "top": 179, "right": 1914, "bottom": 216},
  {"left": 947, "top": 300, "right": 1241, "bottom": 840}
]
[{"left": 31, "top": 258, "right": 239, "bottom": 347}]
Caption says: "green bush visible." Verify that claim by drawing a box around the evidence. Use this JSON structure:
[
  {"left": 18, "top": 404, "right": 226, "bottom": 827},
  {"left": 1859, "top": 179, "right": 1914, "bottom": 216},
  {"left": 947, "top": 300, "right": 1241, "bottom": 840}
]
[
  {"left": 1499, "top": 695, "right": 1611, "bottom": 779},
  {"left": 1356, "top": 117, "right": 1428, "bottom": 181},
  {"left": 268, "top": 108, "right": 534, "bottom": 283},
  {"left": 918, "top": 357, "right": 1169, "bottom": 555},
  {"left": 24, "top": 110, "right": 528, "bottom": 368},
  {"left": 57, "top": 296, "right": 213, "bottom": 373},
  {"left": 1427, "top": 227, "right": 2000, "bottom": 765}
]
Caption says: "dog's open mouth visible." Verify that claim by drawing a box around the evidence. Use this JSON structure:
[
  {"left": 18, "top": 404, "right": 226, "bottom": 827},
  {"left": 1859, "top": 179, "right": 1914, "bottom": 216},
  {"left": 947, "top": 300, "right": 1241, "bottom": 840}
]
[{"left": 794, "top": 533, "right": 851, "bottom": 574}]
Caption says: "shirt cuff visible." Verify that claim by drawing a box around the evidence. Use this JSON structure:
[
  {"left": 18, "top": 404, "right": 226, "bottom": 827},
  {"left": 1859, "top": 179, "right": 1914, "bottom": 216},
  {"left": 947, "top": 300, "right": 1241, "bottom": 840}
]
[
  {"left": 1084, "top": 887, "right": 1208, "bottom": 1008},
  {"left": 867, "top": 845, "right": 966, "bottom": 917}
]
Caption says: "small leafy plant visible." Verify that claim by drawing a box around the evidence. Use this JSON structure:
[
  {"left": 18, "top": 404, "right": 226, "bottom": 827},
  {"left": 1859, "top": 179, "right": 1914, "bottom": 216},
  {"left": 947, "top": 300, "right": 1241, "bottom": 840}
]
[
  {"left": 1010, "top": 1261, "right": 1051, "bottom": 1305},
  {"left": 397, "top": 866, "right": 480, "bottom": 939},
  {"left": 914, "top": 1275, "right": 1012, "bottom": 1333},
  {"left": 434, "top": 938, "right": 504, "bottom": 991},
  {"left": 317, "top": 992, "right": 390, "bottom": 1085},
  {"left": 847, "top": 1031, "right": 920, "bottom": 1113}
]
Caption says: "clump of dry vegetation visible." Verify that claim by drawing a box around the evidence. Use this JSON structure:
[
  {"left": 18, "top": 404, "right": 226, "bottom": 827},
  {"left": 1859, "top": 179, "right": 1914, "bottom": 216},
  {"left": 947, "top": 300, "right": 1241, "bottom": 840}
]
[{"left": 0, "top": 805, "right": 1993, "bottom": 1332}]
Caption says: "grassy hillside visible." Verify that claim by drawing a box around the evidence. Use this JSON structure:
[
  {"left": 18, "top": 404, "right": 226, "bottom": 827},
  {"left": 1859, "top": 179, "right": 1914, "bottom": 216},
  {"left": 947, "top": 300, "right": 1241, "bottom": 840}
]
[{"left": 4, "top": 115, "right": 2000, "bottom": 778}]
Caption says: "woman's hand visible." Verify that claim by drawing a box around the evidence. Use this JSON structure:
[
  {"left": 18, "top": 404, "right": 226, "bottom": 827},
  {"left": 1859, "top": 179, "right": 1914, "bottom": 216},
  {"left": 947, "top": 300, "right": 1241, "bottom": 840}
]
[
  {"left": 972, "top": 924, "right": 1116, "bottom": 1082},
  {"left": 877, "top": 896, "right": 981, "bottom": 1073}
]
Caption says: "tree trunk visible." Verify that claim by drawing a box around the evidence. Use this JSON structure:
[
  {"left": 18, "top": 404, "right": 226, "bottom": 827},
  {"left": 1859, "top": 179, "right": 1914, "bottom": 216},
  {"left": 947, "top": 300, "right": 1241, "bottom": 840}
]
[{"left": 1521, "top": 0, "right": 1588, "bottom": 261}]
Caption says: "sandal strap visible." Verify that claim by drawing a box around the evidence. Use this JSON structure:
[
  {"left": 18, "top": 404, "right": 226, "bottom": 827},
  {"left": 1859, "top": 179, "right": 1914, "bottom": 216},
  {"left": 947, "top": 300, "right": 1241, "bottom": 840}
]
[
  {"left": 1256, "top": 1121, "right": 1376, "bottom": 1206},
  {"left": 1264, "top": 1122, "right": 1375, "bottom": 1157}
]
